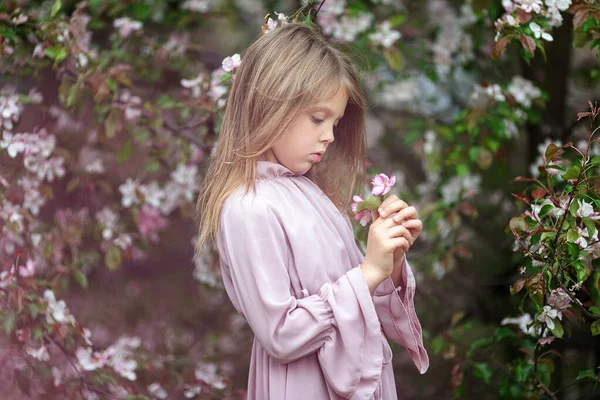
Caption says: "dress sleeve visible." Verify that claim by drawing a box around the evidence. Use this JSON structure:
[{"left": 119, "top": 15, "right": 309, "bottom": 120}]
[
  {"left": 218, "top": 198, "right": 384, "bottom": 398},
  {"left": 372, "top": 258, "right": 429, "bottom": 374}
]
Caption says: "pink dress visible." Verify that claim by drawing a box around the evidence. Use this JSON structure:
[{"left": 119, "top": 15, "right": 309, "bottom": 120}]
[{"left": 217, "top": 161, "right": 429, "bottom": 399}]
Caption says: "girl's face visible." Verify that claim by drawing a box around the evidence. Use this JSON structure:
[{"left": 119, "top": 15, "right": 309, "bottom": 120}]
[{"left": 262, "top": 87, "right": 348, "bottom": 175}]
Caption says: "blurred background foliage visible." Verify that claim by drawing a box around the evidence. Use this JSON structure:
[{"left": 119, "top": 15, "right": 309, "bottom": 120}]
[{"left": 0, "top": 0, "right": 599, "bottom": 399}]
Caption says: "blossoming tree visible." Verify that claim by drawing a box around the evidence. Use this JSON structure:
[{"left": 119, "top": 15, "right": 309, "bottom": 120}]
[{"left": 0, "top": 0, "right": 599, "bottom": 398}]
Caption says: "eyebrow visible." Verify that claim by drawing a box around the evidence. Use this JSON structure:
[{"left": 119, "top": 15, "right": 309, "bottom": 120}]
[{"left": 308, "top": 106, "right": 345, "bottom": 121}]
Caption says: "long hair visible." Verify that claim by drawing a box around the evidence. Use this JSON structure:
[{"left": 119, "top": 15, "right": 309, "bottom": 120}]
[{"left": 195, "top": 22, "right": 367, "bottom": 258}]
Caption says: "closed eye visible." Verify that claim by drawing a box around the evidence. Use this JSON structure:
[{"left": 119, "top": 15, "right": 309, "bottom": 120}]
[{"left": 311, "top": 116, "right": 325, "bottom": 124}]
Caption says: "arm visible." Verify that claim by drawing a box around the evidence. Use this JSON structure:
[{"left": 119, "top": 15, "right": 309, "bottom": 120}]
[
  {"left": 372, "top": 256, "right": 429, "bottom": 374},
  {"left": 218, "top": 198, "right": 385, "bottom": 398}
]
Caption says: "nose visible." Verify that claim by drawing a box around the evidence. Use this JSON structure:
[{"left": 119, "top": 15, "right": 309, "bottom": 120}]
[{"left": 320, "top": 125, "right": 335, "bottom": 144}]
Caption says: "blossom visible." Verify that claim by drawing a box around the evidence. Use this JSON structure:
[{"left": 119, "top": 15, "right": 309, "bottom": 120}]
[
  {"left": 26, "top": 345, "right": 50, "bottom": 361},
  {"left": 545, "top": 0, "right": 571, "bottom": 11},
  {"left": 352, "top": 195, "right": 372, "bottom": 227},
  {"left": 547, "top": 288, "right": 571, "bottom": 312},
  {"left": 137, "top": 205, "right": 167, "bottom": 242},
  {"left": 181, "top": 0, "right": 211, "bottom": 12},
  {"left": 194, "top": 362, "right": 226, "bottom": 389},
  {"left": 537, "top": 305, "right": 561, "bottom": 329},
  {"left": 517, "top": 0, "right": 543, "bottom": 13},
  {"left": 43, "top": 290, "right": 75, "bottom": 325},
  {"left": 576, "top": 199, "right": 600, "bottom": 220},
  {"left": 501, "top": 313, "right": 536, "bottom": 335},
  {"left": 507, "top": 76, "right": 542, "bottom": 108},
  {"left": 113, "top": 18, "right": 143, "bottom": 38},
  {"left": 18, "top": 259, "right": 36, "bottom": 277},
  {"left": 263, "top": 11, "right": 289, "bottom": 34},
  {"left": 119, "top": 178, "right": 140, "bottom": 208},
  {"left": 181, "top": 73, "right": 204, "bottom": 98},
  {"left": 529, "top": 22, "right": 553, "bottom": 41},
  {"left": 369, "top": 20, "right": 402, "bottom": 48},
  {"left": 538, "top": 336, "right": 555, "bottom": 346},
  {"left": 148, "top": 383, "right": 168, "bottom": 399},
  {"left": 222, "top": 53, "right": 241, "bottom": 72},
  {"left": 76, "top": 347, "right": 106, "bottom": 371},
  {"left": 371, "top": 173, "right": 396, "bottom": 196}
]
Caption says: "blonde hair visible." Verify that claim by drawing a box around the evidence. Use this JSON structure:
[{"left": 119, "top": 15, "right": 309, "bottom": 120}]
[{"left": 195, "top": 22, "right": 367, "bottom": 258}]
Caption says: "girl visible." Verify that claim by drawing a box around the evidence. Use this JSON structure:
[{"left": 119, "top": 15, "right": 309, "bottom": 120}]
[{"left": 195, "top": 22, "right": 428, "bottom": 400}]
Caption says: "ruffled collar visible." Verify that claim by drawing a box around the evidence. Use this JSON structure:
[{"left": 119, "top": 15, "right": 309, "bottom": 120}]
[{"left": 256, "top": 161, "right": 301, "bottom": 179}]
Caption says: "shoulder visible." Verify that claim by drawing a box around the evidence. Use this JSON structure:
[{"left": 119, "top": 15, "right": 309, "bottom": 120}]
[{"left": 221, "top": 186, "right": 281, "bottom": 227}]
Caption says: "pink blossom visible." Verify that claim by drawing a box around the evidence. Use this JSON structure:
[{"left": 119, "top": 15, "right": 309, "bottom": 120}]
[
  {"left": 137, "top": 205, "right": 167, "bottom": 242},
  {"left": 18, "top": 259, "right": 35, "bottom": 277},
  {"left": 538, "top": 336, "right": 555, "bottom": 346},
  {"left": 351, "top": 195, "right": 372, "bottom": 227},
  {"left": 221, "top": 54, "right": 241, "bottom": 72},
  {"left": 371, "top": 173, "right": 396, "bottom": 196},
  {"left": 547, "top": 288, "right": 571, "bottom": 312}
]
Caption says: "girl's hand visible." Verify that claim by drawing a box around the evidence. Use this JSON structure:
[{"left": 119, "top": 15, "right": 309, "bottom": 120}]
[
  {"left": 373, "top": 195, "right": 422, "bottom": 263},
  {"left": 361, "top": 195, "right": 416, "bottom": 290}
]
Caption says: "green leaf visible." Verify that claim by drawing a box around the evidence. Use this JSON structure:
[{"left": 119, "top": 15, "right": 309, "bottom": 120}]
[
  {"left": 584, "top": 217, "right": 597, "bottom": 238},
  {"left": 133, "top": 129, "right": 150, "bottom": 142},
  {"left": 383, "top": 47, "right": 404, "bottom": 72},
  {"left": 431, "top": 335, "right": 445, "bottom": 355},
  {"left": 145, "top": 160, "right": 160, "bottom": 172},
  {"left": 51, "top": 0, "right": 62, "bottom": 17},
  {"left": 550, "top": 319, "right": 564, "bottom": 338},
  {"left": 576, "top": 369, "right": 597, "bottom": 381},
  {"left": 355, "top": 195, "right": 382, "bottom": 213},
  {"left": 74, "top": 270, "right": 88, "bottom": 289},
  {"left": 545, "top": 143, "right": 561, "bottom": 161},
  {"left": 567, "top": 242, "right": 581, "bottom": 259},
  {"left": 567, "top": 228, "right": 579, "bottom": 243},
  {"left": 3, "top": 310, "right": 17, "bottom": 335},
  {"left": 467, "top": 337, "right": 493, "bottom": 357},
  {"left": 562, "top": 166, "right": 581, "bottom": 180},
  {"left": 28, "top": 303, "right": 39, "bottom": 319},
  {"left": 105, "top": 247, "right": 122, "bottom": 271},
  {"left": 104, "top": 110, "right": 119, "bottom": 138},
  {"left": 591, "top": 320, "right": 600, "bottom": 336},
  {"left": 116, "top": 139, "right": 133, "bottom": 164},
  {"left": 473, "top": 362, "right": 493, "bottom": 384},
  {"left": 509, "top": 216, "right": 528, "bottom": 233},
  {"left": 388, "top": 15, "right": 406, "bottom": 27}
]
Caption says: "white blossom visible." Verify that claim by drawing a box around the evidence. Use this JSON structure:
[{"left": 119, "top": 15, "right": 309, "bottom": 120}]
[
  {"left": 119, "top": 178, "right": 140, "bottom": 208},
  {"left": 26, "top": 345, "right": 50, "bottom": 361},
  {"left": 181, "top": 0, "right": 211, "bottom": 12},
  {"left": 529, "top": 22, "right": 553, "bottom": 41},
  {"left": 369, "top": 20, "right": 401, "bottom": 48},
  {"left": 113, "top": 18, "right": 143, "bottom": 38},
  {"left": 148, "top": 383, "right": 168, "bottom": 399}
]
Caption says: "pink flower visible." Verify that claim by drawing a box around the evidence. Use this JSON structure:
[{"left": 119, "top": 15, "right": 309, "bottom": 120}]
[
  {"left": 222, "top": 54, "right": 241, "bottom": 72},
  {"left": 352, "top": 195, "right": 372, "bottom": 227},
  {"left": 137, "top": 205, "right": 167, "bottom": 242},
  {"left": 538, "top": 336, "right": 555, "bottom": 346},
  {"left": 371, "top": 173, "right": 396, "bottom": 196}
]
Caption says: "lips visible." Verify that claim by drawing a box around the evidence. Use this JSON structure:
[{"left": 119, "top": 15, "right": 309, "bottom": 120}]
[{"left": 310, "top": 152, "right": 323, "bottom": 162}]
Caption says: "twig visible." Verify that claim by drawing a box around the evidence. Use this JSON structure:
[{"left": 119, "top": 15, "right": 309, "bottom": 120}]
[
  {"left": 45, "top": 334, "right": 128, "bottom": 400},
  {"left": 533, "top": 327, "right": 559, "bottom": 400}
]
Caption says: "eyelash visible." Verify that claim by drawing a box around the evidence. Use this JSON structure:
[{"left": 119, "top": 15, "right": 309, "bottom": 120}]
[{"left": 311, "top": 116, "right": 325, "bottom": 124}]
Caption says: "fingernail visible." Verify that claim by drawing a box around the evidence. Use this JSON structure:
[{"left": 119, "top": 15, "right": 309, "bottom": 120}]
[{"left": 379, "top": 210, "right": 385, "bottom": 216}]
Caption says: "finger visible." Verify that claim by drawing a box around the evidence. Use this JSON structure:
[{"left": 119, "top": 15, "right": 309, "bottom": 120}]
[
  {"left": 401, "top": 219, "right": 422, "bottom": 230},
  {"left": 388, "top": 225, "right": 413, "bottom": 245},
  {"left": 371, "top": 211, "right": 380, "bottom": 221},
  {"left": 378, "top": 197, "right": 408, "bottom": 218},
  {"left": 392, "top": 206, "right": 418, "bottom": 223},
  {"left": 390, "top": 237, "right": 410, "bottom": 253}
]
